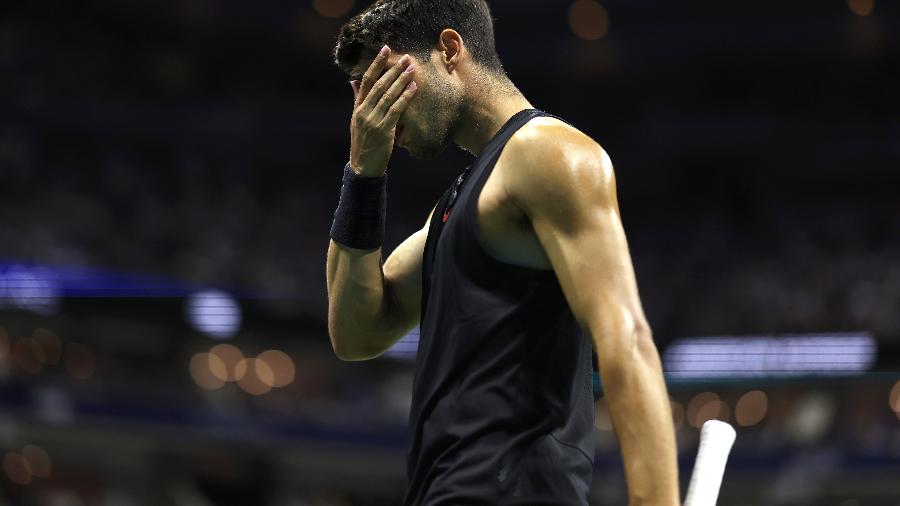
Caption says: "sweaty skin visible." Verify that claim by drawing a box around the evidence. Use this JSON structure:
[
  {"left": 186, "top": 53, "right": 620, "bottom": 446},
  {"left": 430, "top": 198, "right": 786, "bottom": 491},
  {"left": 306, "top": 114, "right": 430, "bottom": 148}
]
[{"left": 326, "top": 30, "right": 679, "bottom": 506}]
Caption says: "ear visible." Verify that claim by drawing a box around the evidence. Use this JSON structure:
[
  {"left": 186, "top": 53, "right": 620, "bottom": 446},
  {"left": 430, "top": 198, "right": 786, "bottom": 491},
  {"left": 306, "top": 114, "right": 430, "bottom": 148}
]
[{"left": 437, "top": 29, "right": 464, "bottom": 73}]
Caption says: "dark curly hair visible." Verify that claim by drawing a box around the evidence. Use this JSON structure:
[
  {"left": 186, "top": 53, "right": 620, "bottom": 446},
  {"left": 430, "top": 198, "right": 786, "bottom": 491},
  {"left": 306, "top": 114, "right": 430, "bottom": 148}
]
[{"left": 333, "top": 0, "right": 505, "bottom": 80}]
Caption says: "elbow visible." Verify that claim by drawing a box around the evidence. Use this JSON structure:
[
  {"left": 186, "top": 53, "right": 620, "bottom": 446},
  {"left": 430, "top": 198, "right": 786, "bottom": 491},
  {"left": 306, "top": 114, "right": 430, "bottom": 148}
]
[
  {"left": 334, "top": 347, "right": 371, "bottom": 362},
  {"left": 593, "top": 315, "right": 659, "bottom": 371},
  {"left": 328, "top": 329, "right": 363, "bottom": 362},
  {"left": 632, "top": 319, "right": 658, "bottom": 358},
  {"left": 327, "top": 312, "right": 360, "bottom": 361},
  {"left": 327, "top": 309, "right": 389, "bottom": 361},
  {"left": 331, "top": 338, "right": 368, "bottom": 362},
  {"left": 327, "top": 320, "right": 355, "bottom": 361},
  {"left": 628, "top": 319, "right": 663, "bottom": 370},
  {"left": 328, "top": 328, "right": 381, "bottom": 362},
  {"left": 329, "top": 334, "right": 353, "bottom": 361},
  {"left": 592, "top": 314, "right": 668, "bottom": 398}
]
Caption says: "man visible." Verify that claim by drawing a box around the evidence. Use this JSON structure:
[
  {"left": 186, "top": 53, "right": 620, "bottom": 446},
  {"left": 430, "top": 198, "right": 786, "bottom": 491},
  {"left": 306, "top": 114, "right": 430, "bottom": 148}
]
[{"left": 325, "top": 1, "right": 678, "bottom": 504}]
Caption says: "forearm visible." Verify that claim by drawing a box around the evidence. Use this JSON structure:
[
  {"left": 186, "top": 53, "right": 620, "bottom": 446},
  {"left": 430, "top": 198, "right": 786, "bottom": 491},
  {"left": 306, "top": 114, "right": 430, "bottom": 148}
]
[
  {"left": 326, "top": 240, "right": 394, "bottom": 360},
  {"left": 596, "top": 326, "right": 679, "bottom": 506},
  {"left": 326, "top": 44, "right": 420, "bottom": 359}
]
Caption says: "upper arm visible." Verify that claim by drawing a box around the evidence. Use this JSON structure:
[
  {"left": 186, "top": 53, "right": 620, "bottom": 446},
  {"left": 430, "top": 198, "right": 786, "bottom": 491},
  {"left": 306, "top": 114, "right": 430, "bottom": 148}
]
[
  {"left": 381, "top": 204, "right": 436, "bottom": 333},
  {"left": 506, "top": 128, "right": 649, "bottom": 345}
]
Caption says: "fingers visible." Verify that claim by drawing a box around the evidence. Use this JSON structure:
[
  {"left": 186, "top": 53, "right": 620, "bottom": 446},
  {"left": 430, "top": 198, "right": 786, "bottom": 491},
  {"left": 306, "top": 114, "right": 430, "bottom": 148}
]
[
  {"left": 363, "top": 54, "right": 413, "bottom": 112},
  {"left": 357, "top": 45, "right": 390, "bottom": 105},
  {"left": 382, "top": 80, "right": 418, "bottom": 128},
  {"left": 374, "top": 62, "right": 416, "bottom": 118},
  {"left": 350, "top": 80, "right": 361, "bottom": 100}
]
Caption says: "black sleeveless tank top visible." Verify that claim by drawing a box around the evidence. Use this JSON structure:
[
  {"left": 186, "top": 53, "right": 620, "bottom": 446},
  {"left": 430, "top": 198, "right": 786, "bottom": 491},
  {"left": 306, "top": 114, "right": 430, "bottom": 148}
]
[{"left": 403, "top": 109, "right": 596, "bottom": 505}]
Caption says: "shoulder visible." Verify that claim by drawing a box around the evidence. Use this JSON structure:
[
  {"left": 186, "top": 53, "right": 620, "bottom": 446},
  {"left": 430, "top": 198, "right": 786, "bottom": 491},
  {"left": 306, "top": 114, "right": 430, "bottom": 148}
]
[{"left": 502, "top": 116, "right": 617, "bottom": 222}]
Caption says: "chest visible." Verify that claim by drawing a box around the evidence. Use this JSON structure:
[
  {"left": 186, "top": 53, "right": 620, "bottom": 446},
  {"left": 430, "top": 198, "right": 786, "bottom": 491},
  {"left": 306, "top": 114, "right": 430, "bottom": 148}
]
[{"left": 466, "top": 159, "right": 553, "bottom": 271}]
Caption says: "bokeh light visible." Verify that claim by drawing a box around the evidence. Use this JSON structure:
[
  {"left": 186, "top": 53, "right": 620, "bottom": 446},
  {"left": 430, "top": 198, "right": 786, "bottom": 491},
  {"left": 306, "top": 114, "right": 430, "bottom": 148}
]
[
  {"left": 694, "top": 399, "right": 730, "bottom": 427},
  {"left": 1, "top": 265, "right": 61, "bottom": 315},
  {"left": 257, "top": 350, "right": 295, "bottom": 388},
  {"left": 846, "top": 0, "right": 875, "bottom": 16},
  {"left": 190, "top": 352, "right": 226, "bottom": 390},
  {"left": 21, "top": 445, "right": 51, "bottom": 478},
  {"left": 735, "top": 390, "right": 769, "bottom": 426},
  {"left": 235, "top": 358, "right": 273, "bottom": 395},
  {"left": 185, "top": 290, "right": 242, "bottom": 340},
  {"left": 785, "top": 393, "right": 836, "bottom": 444},
  {"left": 569, "top": 0, "right": 610, "bottom": 41},
  {"left": 889, "top": 380, "right": 900, "bottom": 413},
  {"left": 32, "top": 328, "right": 62, "bottom": 365},
  {"left": 313, "top": 0, "right": 355, "bottom": 19},
  {"left": 13, "top": 338, "right": 43, "bottom": 375},
  {"left": 3, "top": 452, "right": 32, "bottom": 485},
  {"left": 64, "top": 343, "right": 96, "bottom": 380},
  {"left": 210, "top": 344, "right": 244, "bottom": 381},
  {"left": 206, "top": 352, "right": 228, "bottom": 382},
  {"left": 687, "top": 392, "right": 719, "bottom": 428}
]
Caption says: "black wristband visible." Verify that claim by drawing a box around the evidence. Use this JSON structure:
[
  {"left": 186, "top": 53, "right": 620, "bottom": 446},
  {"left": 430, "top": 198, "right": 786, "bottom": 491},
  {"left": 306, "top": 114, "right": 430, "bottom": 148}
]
[{"left": 330, "top": 163, "right": 387, "bottom": 250}]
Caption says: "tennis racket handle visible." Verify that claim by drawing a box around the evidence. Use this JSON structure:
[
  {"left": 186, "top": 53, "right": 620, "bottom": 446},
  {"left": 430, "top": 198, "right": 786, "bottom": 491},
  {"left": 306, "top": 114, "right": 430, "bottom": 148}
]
[{"left": 684, "top": 420, "right": 737, "bottom": 506}]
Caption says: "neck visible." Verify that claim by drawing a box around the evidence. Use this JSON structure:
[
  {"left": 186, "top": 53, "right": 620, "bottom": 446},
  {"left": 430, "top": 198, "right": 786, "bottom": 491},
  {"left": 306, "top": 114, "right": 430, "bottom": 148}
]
[{"left": 452, "top": 77, "right": 534, "bottom": 156}]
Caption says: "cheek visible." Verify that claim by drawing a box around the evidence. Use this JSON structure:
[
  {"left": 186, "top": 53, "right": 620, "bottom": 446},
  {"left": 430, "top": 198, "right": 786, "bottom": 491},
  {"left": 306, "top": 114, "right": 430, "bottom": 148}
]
[{"left": 402, "top": 98, "right": 423, "bottom": 128}]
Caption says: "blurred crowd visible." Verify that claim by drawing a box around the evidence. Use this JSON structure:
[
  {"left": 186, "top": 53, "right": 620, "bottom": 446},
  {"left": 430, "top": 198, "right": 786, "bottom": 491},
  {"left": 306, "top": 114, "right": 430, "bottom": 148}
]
[
  {"left": 1, "top": 0, "right": 897, "bottom": 344},
  {"left": 633, "top": 197, "right": 900, "bottom": 343},
  {"left": 2, "top": 124, "right": 898, "bottom": 345}
]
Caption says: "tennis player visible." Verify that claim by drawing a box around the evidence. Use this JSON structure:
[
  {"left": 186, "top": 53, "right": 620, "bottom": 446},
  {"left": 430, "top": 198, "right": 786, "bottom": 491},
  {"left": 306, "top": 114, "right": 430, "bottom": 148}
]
[{"left": 325, "top": 1, "right": 678, "bottom": 504}]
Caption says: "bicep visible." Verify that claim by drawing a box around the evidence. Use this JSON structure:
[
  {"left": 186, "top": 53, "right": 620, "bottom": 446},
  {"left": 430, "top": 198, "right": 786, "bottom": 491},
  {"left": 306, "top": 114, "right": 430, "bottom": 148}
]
[{"left": 382, "top": 204, "right": 436, "bottom": 330}]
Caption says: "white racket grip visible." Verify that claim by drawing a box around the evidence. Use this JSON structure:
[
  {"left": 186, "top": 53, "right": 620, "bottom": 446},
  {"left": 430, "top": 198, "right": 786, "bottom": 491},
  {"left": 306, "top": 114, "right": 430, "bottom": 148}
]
[{"left": 684, "top": 420, "right": 737, "bottom": 506}]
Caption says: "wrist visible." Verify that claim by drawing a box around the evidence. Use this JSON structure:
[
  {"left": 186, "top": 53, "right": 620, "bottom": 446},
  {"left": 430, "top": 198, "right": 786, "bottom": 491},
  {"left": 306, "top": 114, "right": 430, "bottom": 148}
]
[
  {"left": 330, "top": 162, "right": 387, "bottom": 250},
  {"left": 349, "top": 159, "right": 387, "bottom": 178}
]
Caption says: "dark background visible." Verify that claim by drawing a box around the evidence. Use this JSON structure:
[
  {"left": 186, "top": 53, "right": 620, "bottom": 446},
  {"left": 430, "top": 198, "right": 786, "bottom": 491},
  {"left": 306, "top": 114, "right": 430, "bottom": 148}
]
[{"left": 0, "top": 0, "right": 898, "bottom": 504}]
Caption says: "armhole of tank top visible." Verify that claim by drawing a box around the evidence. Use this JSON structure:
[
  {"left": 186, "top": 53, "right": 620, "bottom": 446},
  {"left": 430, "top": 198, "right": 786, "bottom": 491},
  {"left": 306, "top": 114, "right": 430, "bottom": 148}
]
[
  {"left": 459, "top": 110, "right": 561, "bottom": 276},
  {"left": 420, "top": 186, "right": 455, "bottom": 317}
]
